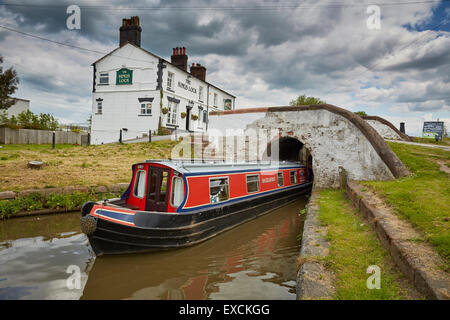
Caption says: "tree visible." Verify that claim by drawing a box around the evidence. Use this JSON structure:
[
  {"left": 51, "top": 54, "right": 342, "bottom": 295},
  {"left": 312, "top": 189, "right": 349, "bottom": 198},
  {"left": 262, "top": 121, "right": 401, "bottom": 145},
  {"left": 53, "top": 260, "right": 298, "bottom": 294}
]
[
  {"left": 1, "top": 110, "right": 58, "bottom": 130},
  {"left": 0, "top": 55, "right": 20, "bottom": 110},
  {"left": 289, "top": 94, "right": 326, "bottom": 106},
  {"left": 354, "top": 111, "right": 368, "bottom": 116}
]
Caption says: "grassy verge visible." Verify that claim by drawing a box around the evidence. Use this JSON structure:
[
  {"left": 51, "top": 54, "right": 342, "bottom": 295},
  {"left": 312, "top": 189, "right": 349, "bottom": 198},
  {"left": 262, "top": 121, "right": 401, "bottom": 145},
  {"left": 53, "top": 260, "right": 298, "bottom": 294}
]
[
  {"left": 0, "top": 140, "right": 178, "bottom": 192},
  {"left": 411, "top": 137, "right": 450, "bottom": 146},
  {"left": 361, "top": 142, "right": 449, "bottom": 269},
  {"left": 0, "top": 190, "right": 125, "bottom": 220},
  {"left": 318, "top": 189, "right": 418, "bottom": 300}
]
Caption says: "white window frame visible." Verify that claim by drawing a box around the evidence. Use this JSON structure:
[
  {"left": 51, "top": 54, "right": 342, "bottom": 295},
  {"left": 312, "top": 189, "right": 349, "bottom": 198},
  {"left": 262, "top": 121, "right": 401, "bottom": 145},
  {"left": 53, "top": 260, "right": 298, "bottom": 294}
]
[
  {"left": 97, "top": 101, "right": 103, "bottom": 114},
  {"left": 213, "top": 93, "right": 218, "bottom": 107},
  {"left": 209, "top": 177, "right": 230, "bottom": 203},
  {"left": 246, "top": 174, "right": 260, "bottom": 194},
  {"left": 198, "top": 106, "right": 203, "bottom": 123},
  {"left": 290, "top": 170, "right": 298, "bottom": 184},
  {"left": 277, "top": 172, "right": 284, "bottom": 187},
  {"left": 167, "top": 72, "right": 174, "bottom": 90},
  {"left": 167, "top": 100, "right": 178, "bottom": 125},
  {"left": 170, "top": 176, "right": 184, "bottom": 208},
  {"left": 140, "top": 102, "right": 152, "bottom": 115},
  {"left": 133, "top": 170, "right": 147, "bottom": 199},
  {"left": 99, "top": 72, "right": 109, "bottom": 85},
  {"left": 199, "top": 86, "right": 204, "bottom": 101}
]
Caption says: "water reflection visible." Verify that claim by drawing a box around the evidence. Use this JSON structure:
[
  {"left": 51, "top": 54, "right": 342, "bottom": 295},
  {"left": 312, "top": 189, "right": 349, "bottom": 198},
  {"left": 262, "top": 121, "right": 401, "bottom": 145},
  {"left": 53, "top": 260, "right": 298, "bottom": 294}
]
[
  {"left": 0, "top": 198, "right": 307, "bottom": 300},
  {"left": 0, "top": 213, "right": 94, "bottom": 300},
  {"left": 81, "top": 199, "right": 306, "bottom": 300}
]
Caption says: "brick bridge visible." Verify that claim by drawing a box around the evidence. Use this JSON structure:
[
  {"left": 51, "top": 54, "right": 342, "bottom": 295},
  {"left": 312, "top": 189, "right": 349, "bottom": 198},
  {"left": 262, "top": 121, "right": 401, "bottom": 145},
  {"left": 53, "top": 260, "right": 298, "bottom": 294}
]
[{"left": 205, "top": 105, "right": 410, "bottom": 188}]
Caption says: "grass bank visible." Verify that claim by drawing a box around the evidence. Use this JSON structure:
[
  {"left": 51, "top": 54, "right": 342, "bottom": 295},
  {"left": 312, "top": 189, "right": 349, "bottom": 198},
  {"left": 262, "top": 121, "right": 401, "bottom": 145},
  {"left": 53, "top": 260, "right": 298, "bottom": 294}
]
[
  {"left": 411, "top": 137, "right": 450, "bottom": 146},
  {"left": 0, "top": 140, "right": 177, "bottom": 192},
  {"left": 317, "top": 189, "right": 420, "bottom": 299},
  {"left": 361, "top": 142, "right": 449, "bottom": 269}
]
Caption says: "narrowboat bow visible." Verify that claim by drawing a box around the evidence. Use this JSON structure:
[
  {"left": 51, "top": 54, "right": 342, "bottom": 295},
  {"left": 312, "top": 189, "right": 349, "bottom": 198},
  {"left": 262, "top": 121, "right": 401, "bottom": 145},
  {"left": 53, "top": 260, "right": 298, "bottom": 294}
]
[{"left": 80, "top": 160, "right": 312, "bottom": 255}]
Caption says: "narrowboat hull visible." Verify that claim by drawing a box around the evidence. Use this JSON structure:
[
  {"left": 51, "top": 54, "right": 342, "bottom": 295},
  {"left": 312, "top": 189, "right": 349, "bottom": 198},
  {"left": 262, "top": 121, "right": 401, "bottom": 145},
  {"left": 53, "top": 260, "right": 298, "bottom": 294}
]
[{"left": 81, "top": 181, "right": 312, "bottom": 256}]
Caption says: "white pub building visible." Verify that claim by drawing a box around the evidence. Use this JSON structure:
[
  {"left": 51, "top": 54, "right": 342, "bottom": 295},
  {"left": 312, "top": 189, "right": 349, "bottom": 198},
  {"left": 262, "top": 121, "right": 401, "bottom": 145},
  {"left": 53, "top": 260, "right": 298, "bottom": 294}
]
[{"left": 90, "top": 16, "right": 236, "bottom": 144}]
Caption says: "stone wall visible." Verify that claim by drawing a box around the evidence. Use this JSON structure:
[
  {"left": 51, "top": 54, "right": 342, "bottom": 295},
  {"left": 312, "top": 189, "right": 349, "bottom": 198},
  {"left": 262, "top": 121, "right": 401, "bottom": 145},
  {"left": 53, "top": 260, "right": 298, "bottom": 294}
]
[
  {"left": 365, "top": 119, "right": 403, "bottom": 140},
  {"left": 0, "top": 127, "right": 87, "bottom": 145},
  {"left": 362, "top": 116, "right": 412, "bottom": 141},
  {"left": 208, "top": 105, "right": 410, "bottom": 189}
]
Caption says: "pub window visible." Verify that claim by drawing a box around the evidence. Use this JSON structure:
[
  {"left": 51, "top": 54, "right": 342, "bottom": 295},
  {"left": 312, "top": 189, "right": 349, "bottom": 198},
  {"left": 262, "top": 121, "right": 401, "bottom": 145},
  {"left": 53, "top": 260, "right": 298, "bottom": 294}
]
[
  {"left": 198, "top": 106, "right": 203, "bottom": 123},
  {"left": 277, "top": 172, "right": 284, "bottom": 187},
  {"left": 167, "top": 72, "right": 174, "bottom": 90},
  {"left": 209, "top": 177, "right": 229, "bottom": 203},
  {"left": 199, "top": 86, "right": 204, "bottom": 101},
  {"left": 290, "top": 170, "right": 297, "bottom": 184},
  {"left": 171, "top": 177, "right": 184, "bottom": 207},
  {"left": 140, "top": 102, "right": 152, "bottom": 115},
  {"left": 99, "top": 72, "right": 109, "bottom": 85},
  {"left": 246, "top": 175, "right": 260, "bottom": 193},
  {"left": 133, "top": 170, "right": 146, "bottom": 199},
  {"left": 203, "top": 110, "right": 207, "bottom": 123},
  {"left": 213, "top": 93, "right": 218, "bottom": 107},
  {"left": 167, "top": 100, "right": 178, "bottom": 125},
  {"left": 97, "top": 101, "right": 103, "bottom": 114}
]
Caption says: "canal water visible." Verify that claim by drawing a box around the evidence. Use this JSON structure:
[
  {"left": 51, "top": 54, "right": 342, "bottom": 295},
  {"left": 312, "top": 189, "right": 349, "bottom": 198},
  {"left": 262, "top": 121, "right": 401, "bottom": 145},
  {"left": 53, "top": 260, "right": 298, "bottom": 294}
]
[{"left": 0, "top": 198, "right": 307, "bottom": 300}]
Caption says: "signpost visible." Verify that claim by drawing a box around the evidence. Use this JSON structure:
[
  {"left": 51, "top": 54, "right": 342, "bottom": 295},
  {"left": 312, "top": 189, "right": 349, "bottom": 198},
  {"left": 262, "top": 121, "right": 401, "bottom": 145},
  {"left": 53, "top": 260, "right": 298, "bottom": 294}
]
[{"left": 422, "top": 121, "right": 445, "bottom": 141}]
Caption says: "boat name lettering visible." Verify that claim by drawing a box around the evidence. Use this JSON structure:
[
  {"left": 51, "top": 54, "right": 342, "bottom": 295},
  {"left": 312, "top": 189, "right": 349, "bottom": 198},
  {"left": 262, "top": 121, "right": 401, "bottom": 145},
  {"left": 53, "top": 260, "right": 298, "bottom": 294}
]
[{"left": 261, "top": 177, "right": 275, "bottom": 183}]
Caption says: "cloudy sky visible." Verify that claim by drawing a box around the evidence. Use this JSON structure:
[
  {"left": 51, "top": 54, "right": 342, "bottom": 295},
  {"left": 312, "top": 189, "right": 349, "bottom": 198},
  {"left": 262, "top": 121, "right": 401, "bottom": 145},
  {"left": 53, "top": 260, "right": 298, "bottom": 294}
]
[{"left": 0, "top": 0, "right": 449, "bottom": 136}]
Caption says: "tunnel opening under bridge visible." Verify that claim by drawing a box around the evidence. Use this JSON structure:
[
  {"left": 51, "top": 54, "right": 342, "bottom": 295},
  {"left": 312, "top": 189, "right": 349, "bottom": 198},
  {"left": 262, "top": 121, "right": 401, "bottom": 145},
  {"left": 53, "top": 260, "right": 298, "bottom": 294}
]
[{"left": 264, "top": 136, "right": 314, "bottom": 183}]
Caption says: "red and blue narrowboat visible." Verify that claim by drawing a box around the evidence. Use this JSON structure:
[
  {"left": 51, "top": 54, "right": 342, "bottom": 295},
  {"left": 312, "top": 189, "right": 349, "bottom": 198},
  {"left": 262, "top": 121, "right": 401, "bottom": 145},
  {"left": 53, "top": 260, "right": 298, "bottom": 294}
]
[{"left": 80, "top": 160, "right": 312, "bottom": 255}]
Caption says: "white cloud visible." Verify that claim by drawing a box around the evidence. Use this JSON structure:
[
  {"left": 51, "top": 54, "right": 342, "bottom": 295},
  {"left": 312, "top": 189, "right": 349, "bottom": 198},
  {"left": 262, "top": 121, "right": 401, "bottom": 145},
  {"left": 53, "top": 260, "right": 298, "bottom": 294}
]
[{"left": 1, "top": 0, "right": 449, "bottom": 135}]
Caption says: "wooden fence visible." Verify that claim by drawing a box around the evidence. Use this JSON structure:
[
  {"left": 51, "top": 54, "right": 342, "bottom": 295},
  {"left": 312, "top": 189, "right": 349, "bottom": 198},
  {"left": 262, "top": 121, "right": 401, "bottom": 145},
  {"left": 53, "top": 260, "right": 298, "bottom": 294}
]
[{"left": 0, "top": 127, "right": 88, "bottom": 145}]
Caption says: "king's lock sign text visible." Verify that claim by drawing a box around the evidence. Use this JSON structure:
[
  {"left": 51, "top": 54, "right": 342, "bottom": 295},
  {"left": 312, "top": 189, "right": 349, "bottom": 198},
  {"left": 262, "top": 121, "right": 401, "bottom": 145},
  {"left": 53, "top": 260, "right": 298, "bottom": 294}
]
[{"left": 116, "top": 68, "right": 133, "bottom": 85}]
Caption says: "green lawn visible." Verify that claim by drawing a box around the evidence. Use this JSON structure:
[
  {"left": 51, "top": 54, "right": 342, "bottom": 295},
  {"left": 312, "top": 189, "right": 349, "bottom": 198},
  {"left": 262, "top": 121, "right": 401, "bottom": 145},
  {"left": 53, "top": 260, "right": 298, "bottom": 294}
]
[
  {"left": 362, "top": 142, "right": 450, "bottom": 269},
  {"left": 318, "top": 190, "right": 419, "bottom": 300},
  {"left": 0, "top": 140, "right": 178, "bottom": 192},
  {"left": 411, "top": 137, "right": 450, "bottom": 146}
]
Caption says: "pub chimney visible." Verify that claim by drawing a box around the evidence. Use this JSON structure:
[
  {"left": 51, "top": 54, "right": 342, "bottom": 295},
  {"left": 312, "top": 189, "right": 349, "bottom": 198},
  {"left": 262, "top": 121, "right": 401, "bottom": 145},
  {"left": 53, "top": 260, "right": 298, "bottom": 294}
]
[
  {"left": 171, "top": 46, "right": 188, "bottom": 71},
  {"left": 190, "top": 63, "right": 207, "bottom": 82},
  {"left": 119, "top": 16, "right": 142, "bottom": 47}
]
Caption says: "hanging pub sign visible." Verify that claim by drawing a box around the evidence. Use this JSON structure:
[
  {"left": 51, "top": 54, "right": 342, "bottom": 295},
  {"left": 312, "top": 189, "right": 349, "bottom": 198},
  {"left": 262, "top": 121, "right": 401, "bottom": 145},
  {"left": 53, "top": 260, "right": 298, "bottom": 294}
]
[
  {"left": 116, "top": 68, "right": 133, "bottom": 85},
  {"left": 224, "top": 99, "right": 232, "bottom": 110}
]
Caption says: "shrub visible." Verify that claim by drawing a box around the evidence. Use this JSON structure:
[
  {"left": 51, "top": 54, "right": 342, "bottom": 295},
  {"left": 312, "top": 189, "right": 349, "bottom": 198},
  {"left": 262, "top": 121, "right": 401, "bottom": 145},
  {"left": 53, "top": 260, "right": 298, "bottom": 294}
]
[
  {"left": 19, "top": 192, "right": 43, "bottom": 211},
  {"left": 0, "top": 200, "right": 21, "bottom": 219}
]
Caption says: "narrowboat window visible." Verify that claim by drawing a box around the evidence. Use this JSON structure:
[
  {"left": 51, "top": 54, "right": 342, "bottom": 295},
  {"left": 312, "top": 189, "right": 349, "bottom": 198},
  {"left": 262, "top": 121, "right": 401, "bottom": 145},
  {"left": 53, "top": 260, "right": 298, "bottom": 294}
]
[
  {"left": 277, "top": 172, "right": 284, "bottom": 187},
  {"left": 290, "top": 170, "right": 298, "bottom": 184},
  {"left": 149, "top": 171, "right": 157, "bottom": 200},
  {"left": 171, "top": 177, "right": 184, "bottom": 207},
  {"left": 209, "top": 177, "right": 229, "bottom": 203},
  {"left": 246, "top": 175, "right": 260, "bottom": 193},
  {"left": 160, "top": 171, "right": 169, "bottom": 202},
  {"left": 133, "top": 170, "right": 146, "bottom": 198}
]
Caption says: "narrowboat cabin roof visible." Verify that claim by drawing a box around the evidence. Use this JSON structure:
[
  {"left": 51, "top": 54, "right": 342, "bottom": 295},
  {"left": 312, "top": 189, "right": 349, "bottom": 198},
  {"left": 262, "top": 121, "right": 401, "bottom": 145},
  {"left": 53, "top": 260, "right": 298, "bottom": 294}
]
[{"left": 141, "top": 159, "right": 305, "bottom": 174}]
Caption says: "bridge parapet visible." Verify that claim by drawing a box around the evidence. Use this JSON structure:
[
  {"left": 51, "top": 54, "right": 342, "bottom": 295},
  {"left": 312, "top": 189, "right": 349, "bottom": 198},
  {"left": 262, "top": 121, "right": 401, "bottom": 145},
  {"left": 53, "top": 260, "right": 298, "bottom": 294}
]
[{"left": 208, "top": 105, "right": 410, "bottom": 189}]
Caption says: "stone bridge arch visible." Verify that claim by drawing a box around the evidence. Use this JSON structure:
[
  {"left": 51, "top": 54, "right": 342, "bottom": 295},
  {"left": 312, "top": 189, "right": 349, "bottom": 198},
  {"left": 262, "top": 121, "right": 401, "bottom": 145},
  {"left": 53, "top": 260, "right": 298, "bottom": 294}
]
[{"left": 207, "top": 104, "right": 410, "bottom": 188}]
